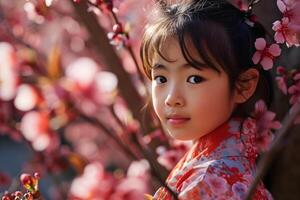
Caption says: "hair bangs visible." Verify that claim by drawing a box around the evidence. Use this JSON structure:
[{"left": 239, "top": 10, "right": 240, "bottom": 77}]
[{"left": 140, "top": 21, "right": 176, "bottom": 79}]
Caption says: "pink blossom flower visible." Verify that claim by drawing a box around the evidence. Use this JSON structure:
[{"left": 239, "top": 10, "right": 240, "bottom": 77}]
[
  {"left": 65, "top": 57, "right": 99, "bottom": 90},
  {"left": 156, "top": 146, "right": 181, "bottom": 170},
  {"left": 276, "top": 0, "right": 300, "bottom": 47},
  {"left": 111, "top": 177, "right": 149, "bottom": 200},
  {"left": 253, "top": 100, "right": 281, "bottom": 151},
  {"left": 69, "top": 160, "right": 150, "bottom": 200},
  {"left": 69, "top": 162, "right": 115, "bottom": 199},
  {"left": 277, "top": 0, "right": 300, "bottom": 24},
  {"left": 275, "top": 66, "right": 288, "bottom": 95},
  {"left": 93, "top": 71, "right": 118, "bottom": 105},
  {"left": 107, "top": 31, "right": 128, "bottom": 50},
  {"left": 0, "top": 42, "right": 18, "bottom": 101},
  {"left": 14, "top": 84, "right": 39, "bottom": 111},
  {"left": 273, "top": 17, "right": 300, "bottom": 46},
  {"left": 111, "top": 160, "right": 150, "bottom": 200},
  {"left": 156, "top": 141, "right": 190, "bottom": 170},
  {"left": 252, "top": 38, "right": 281, "bottom": 70},
  {"left": 20, "top": 111, "right": 58, "bottom": 151},
  {"left": 126, "top": 159, "right": 150, "bottom": 179}
]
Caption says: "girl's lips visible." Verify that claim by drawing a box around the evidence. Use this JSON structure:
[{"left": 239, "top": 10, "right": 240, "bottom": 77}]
[{"left": 167, "top": 118, "right": 190, "bottom": 125}]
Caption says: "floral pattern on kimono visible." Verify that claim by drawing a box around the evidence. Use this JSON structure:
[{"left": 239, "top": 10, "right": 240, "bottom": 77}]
[{"left": 153, "top": 117, "right": 273, "bottom": 200}]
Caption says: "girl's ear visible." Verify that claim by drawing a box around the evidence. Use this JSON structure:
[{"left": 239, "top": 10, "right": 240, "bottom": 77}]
[{"left": 234, "top": 68, "right": 260, "bottom": 103}]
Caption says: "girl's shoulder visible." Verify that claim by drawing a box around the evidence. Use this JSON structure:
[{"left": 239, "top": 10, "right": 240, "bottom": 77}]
[{"left": 155, "top": 157, "right": 272, "bottom": 200}]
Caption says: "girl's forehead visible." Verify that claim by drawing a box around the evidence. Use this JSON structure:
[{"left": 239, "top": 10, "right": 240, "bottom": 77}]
[
  {"left": 154, "top": 36, "right": 201, "bottom": 62},
  {"left": 152, "top": 36, "right": 222, "bottom": 71}
]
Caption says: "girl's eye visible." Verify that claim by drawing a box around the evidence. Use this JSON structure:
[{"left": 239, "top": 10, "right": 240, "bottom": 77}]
[
  {"left": 187, "top": 75, "right": 204, "bottom": 84},
  {"left": 154, "top": 76, "right": 167, "bottom": 84}
]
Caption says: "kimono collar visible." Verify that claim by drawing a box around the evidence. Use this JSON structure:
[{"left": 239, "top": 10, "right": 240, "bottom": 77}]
[{"left": 189, "top": 117, "right": 246, "bottom": 159}]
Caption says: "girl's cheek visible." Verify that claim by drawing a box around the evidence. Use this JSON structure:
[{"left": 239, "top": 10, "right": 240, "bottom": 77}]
[{"left": 152, "top": 89, "right": 164, "bottom": 117}]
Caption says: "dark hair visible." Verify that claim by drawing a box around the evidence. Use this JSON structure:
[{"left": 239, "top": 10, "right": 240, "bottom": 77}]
[{"left": 140, "top": 0, "right": 273, "bottom": 118}]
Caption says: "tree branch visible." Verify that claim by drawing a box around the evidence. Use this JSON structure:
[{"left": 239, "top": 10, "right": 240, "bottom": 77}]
[
  {"left": 70, "top": 0, "right": 153, "bottom": 135},
  {"left": 245, "top": 104, "right": 300, "bottom": 200}
]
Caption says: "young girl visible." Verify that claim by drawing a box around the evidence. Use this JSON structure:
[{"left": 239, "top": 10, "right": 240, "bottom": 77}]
[{"left": 140, "top": 0, "right": 275, "bottom": 199}]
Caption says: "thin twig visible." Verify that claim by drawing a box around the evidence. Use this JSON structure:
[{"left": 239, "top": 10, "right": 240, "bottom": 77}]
[
  {"left": 87, "top": 0, "right": 149, "bottom": 94},
  {"left": 245, "top": 103, "right": 300, "bottom": 200}
]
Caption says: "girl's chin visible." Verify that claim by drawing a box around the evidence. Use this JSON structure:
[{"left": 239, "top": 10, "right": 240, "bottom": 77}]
[
  {"left": 167, "top": 131, "right": 198, "bottom": 141},
  {"left": 166, "top": 128, "right": 208, "bottom": 141}
]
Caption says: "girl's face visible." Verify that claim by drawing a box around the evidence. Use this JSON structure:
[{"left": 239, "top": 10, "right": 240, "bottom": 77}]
[{"left": 151, "top": 37, "right": 238, "bottom": 140}]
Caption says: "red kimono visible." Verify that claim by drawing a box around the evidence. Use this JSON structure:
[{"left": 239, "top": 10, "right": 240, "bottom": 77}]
[{"left": 153, "top": 117, "right": 273, "bottom": 200}]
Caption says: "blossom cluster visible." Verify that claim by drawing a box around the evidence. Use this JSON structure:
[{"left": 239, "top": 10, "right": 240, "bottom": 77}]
[
  {"left": 252, "top": 0, "right": 300, "bottom": 127},
  {"left": 0, "top": 0, "right": 151, "bottom": 199},
  {"left": 1, "top": 173, "right": 40, "bottom": 200},
  {"left": 69, "top": 160, "right": 150, "bottom": 200},
  {"left": 253, "top": 0, "right": 300, "bottom": 70}
]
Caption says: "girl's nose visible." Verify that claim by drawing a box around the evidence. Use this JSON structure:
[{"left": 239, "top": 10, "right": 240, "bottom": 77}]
[{"left": 164, "top": 89, "right": 185, "bottom": 107}]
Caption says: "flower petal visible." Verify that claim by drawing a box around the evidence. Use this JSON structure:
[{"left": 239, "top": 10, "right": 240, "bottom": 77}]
[
  {"left": 252, "top": 51, "right": 261, "bottom": 64},
  {"left": 254, "top": 38, "right": 266, "bottom": 50},
  {"left": 275, "top": 77, "right": 288, "bottom": 95},
  {"left": 255, "top": 100, "right": 266, "bottom": 114},
  {"left": 272, "top": 20, "right": 282, "bottom": 31},
  {"left": 268, "top": 44, "right": 282, "bottom": 56},
  {"left": 274, "top": 32, "right": 285, "bottom": 43},
  {"left": 277, "top": 0, "right": 287, "bottom": 13},
  {"left": 271, "top": 121, "right": 282, "bottom": 129},
  {"left": 261, "top": 57, "right": 274, "bottom": 70}
]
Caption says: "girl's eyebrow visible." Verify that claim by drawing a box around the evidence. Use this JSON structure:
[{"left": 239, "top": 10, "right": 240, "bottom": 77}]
[
  {"left": 151, "top": 63, "right": 206, "bottom": 71},
  {"left": 151, "top": 63, "right": 167, "bottom": 70}
]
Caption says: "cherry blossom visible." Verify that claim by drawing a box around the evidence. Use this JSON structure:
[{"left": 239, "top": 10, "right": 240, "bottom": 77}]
[
  {"left": 69, "top": 162, "right": 115, "bottom": 199},
  {"left": 93, "top": 71, "right": 118, "bottom": 105},
  {"left": 252, "top": 38, "right": 281, "bottom": 70},
  {"left": 45, "top": 0, "right": 55, "bottom": 7},
  {"left": 14, "top": 84, "right": 39, "bottom": 111},
  {"left": 20, "top": 111, "right": 59, "bottom": 151},
  {"left": 252, "top": 100, "right": 281, "bottom": 151},
  {"left": 69, "top": 160, "right": 150, "bottom": 200},
  {"left": 0, "top": 42, "right": 18, "bottom": 101},
  {"left": 112, "top": 160, "right": 150, "bottom": 200},
  {"left": 273, "top": 17, "right": 300, "bottom": 47},
  {"left": 156, "top": 141, "right": 191, "bottom": 170},
  {"left": 275, "top": 0, "right": 300, "bottom": 47},
  {"left": 65, "top": 57, "right": 99, "bottom": 90}
]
